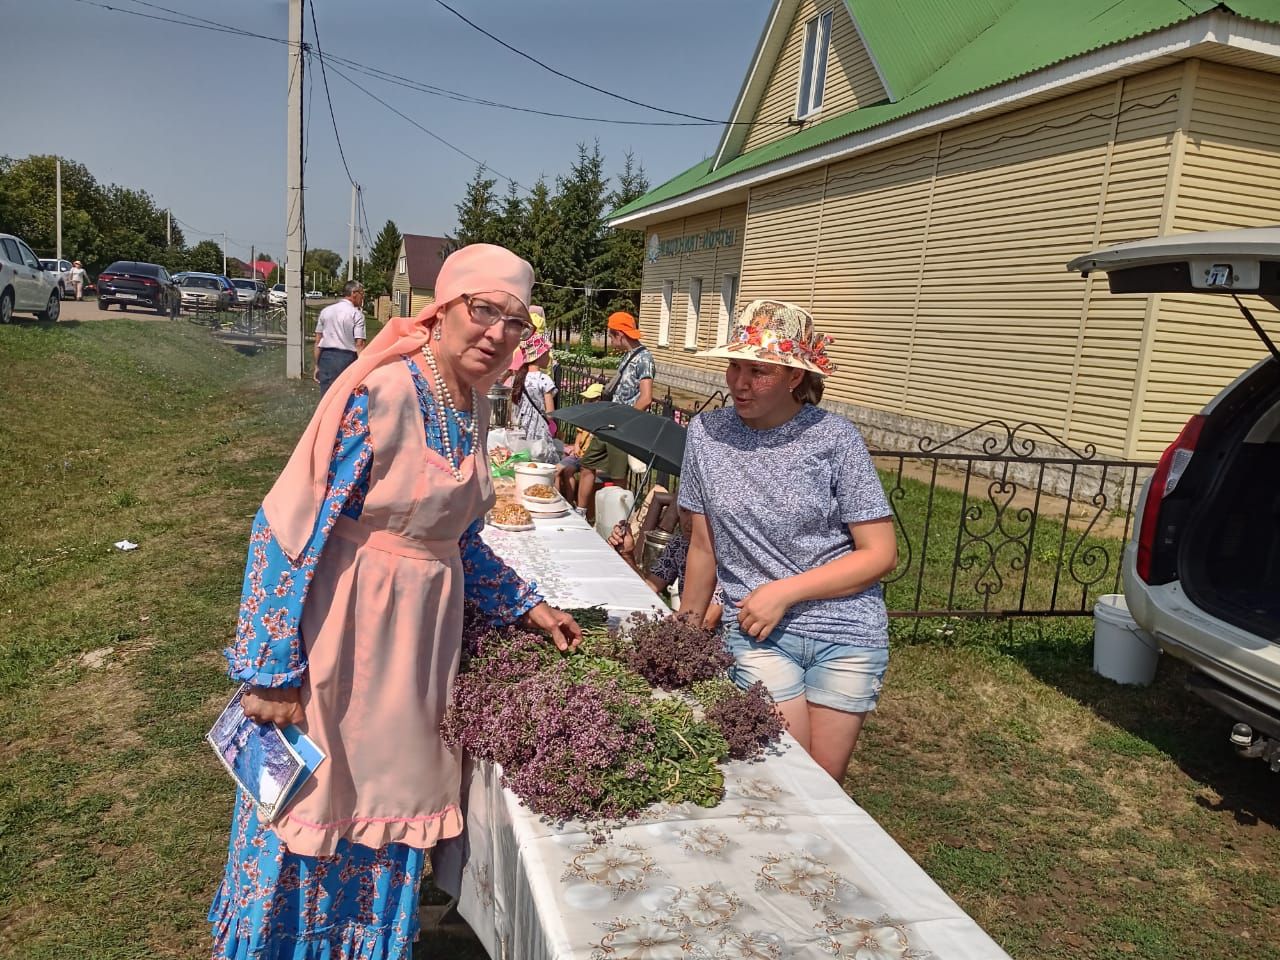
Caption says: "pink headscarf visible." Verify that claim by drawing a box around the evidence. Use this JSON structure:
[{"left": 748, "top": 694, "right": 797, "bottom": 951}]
[{"left": 262, "top": 243, "right": 534, "bottom": 560}]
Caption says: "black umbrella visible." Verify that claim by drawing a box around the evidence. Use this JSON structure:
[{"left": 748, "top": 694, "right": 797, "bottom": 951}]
[{"left": 553, "top": 401, "right": 687, "bottom": 477}]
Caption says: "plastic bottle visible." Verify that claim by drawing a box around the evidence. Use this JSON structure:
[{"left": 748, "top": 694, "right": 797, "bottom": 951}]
[{"left": 594, "top": 482, "right": 636, "bottom": 540}]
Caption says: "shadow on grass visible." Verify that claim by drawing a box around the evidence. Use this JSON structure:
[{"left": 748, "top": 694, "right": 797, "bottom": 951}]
[{"left": 900, "top": 616, "right": 1280, "bottom": 830}]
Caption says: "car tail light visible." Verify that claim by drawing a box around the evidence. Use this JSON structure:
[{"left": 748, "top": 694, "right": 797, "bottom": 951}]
[
  {"left": 139, "top": 277, "right": 158, "bottom": 287},
  {"left": 98, "top": 273, "right": 116, "bottom": 284},
  {"left": 1136, "top": 414, "right": 1205, "bottom": 582}
]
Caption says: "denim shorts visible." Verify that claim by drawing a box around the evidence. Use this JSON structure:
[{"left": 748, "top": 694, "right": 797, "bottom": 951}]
[{"left": 725, "top": 626, "right": 889, "bottom": 714}]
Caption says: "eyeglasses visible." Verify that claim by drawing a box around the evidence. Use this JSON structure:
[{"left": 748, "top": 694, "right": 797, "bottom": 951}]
[{"left": 461, "top": 294, "right": 534, "bottom": 342}]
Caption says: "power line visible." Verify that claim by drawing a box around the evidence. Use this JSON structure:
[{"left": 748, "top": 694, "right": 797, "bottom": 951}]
[
  {"left": 534, "top": 279, "right": 641, "bottom": 293},
  {"left": 324, "top": 60, "right": 524, "bottom": 191},
  {"left": 428, "top": 0, "right": 720, "bottom": 123},
  {"left": 324, "top": 56, "right": 722, "bottom": 127},
  {"left": 307, "top": 0, "right": 357, "bottom": 190}
]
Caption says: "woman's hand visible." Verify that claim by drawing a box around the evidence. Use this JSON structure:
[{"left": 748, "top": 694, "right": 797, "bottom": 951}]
[
  {"left": 735, "top": 580, "right": 795, "bottom": 641},
  {"left": 519, "top": 602, "right": 583, "bottom": 652},
  {"left": 241, "top": 685, "right": 305, "bottom": 727}
]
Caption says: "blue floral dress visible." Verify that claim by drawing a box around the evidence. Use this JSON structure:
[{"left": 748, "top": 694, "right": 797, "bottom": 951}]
[{"left": 210, "top": 357, "right": 540, "bottom": 960}]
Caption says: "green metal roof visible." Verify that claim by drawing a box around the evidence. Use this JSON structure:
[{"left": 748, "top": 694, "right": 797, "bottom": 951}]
[{"left": 613, "top": 0, "right": 1272, "bottom": 222}]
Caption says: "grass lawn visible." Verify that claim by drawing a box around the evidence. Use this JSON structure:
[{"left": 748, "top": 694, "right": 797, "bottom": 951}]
[{"left": 1, "top": 319, "right": 1277, "bottom": 959}]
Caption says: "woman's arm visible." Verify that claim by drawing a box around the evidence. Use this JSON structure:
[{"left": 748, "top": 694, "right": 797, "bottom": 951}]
[
  {"left": 543, "top": 389, "right": 556, "bottom": 414},
  {"left": 736, "top": 518, "right": 897, "bottom": 640},
  {"left": 233, "top": 387, "right": 373, "bottom": 723},
  {"left": 676, "top": 512, "right": 717, "bottom": 623}
]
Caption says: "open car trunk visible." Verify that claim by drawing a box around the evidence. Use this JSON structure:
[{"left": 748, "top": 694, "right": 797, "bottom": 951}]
[
  {"left": 1179, "top": 360, "right": 1280, "bottom": 640},
  {"left": 1067, "top": 227, "right": 1280, "bottom": 640}
]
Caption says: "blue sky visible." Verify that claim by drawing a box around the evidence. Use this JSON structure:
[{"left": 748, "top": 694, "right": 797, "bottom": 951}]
[{"left": 4, "top": 0, "right": 768, "bottom": 263}]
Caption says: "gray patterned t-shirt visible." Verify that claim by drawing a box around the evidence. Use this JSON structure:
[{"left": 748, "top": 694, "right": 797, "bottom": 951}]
[
  {"left": 677, "top": 405, "right": 892, "bottom": 646},
  {"left": 610, "top": 346, "right": 655, "bottom": 408}
]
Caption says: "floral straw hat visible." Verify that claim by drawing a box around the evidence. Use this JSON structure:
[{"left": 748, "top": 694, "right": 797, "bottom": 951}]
[{"left": 697, "top": 298, "right": 836, "bottom": 376}]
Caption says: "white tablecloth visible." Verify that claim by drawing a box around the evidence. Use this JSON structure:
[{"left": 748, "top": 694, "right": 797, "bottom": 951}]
[{"left": 435, "top": 517, "right": 1011, "bottom": 960}]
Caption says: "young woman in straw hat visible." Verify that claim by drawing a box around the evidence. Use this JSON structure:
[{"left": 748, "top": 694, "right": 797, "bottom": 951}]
[
  {"left": 210, "top": 244, "right": 581, "bottom": 960},
  {"left": 677, "top": 300, "right": 898, "bottom": 782}
]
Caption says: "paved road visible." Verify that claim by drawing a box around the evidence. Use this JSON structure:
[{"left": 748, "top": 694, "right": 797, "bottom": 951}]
[{"left": 55, "top": 297, "right": 169, "bottom": 322}]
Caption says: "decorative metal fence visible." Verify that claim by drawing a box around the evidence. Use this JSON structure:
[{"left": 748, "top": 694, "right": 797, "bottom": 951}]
[
  {"left": 873, "top": 420, "right": 1155, "bottom": 618},
  {"left": 554, "top": 361, "right": 1156, "bottom": 620}
]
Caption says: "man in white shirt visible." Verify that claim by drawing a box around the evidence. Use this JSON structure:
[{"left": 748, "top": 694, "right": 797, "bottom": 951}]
[{"left": 312, "top": 281, "right": 367, "bottom": 395}]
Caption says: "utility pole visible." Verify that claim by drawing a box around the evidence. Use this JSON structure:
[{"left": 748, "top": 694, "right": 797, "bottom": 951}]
[
  {"left": 55, "top": 159, "right": 62, "bottom": 262},
  {"left": 347, "top": 182, "right": 358, "bottom": 282},
  {"left": 166, "top": 209, "right": 171, "bottom": 247},
  {"left": 284, "top": 0, "right": 305, "bottom": 378},
  {"left": 222, "top": 232, "right": 228, "bottom": 276}
]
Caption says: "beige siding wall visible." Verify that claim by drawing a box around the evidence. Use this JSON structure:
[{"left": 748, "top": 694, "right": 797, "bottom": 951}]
[
  {"left": 391, "top": 242, "right": 412, "bottom": 314},
  {"left": 742, "top": 0, "right": 885, "bottom": 154},
  {"left": 637, "top": 206, "right": 748, "bottom": 377},
  {"left": 410, "top": 290, "right": 435, "bottom": 315},
  {"left": 639, "top": 61, "right": 1280, "bottom": 457},
  {"left": 1136, "top": 61, "right": 1280, "bottom": 457}
]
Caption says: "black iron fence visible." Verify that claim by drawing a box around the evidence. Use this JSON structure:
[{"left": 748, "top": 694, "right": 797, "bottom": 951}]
[{"left": 558, "top": 362, "right": 1156, "bottom": 620}]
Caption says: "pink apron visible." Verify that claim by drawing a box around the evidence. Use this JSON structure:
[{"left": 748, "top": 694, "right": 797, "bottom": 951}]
[{"left": 272, "top": 354, "right": 495, "bottom": 857}]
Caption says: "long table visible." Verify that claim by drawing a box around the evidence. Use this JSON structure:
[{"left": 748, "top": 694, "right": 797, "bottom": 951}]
[{"left": 433, "top": 513, "right": 1012, "bottom": 960}]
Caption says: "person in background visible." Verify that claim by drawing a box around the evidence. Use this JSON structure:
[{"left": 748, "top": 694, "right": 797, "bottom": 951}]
[
  {"left": 510, "top": 332, "right": 558, "bottom": 460},
  {"left": 608, "top": 504, "right": 724, "bottom": 631},
  {"left": 677, "top": 299, "right": 898, "bottom": 783},
  {"left": 210, "top": 244, "right": 581, "bottom": 960},
  {"left": 555, "top": 382, "right": 603, "bottom": 501},
  {"left": 70, "top": 261, "right": 88, "bottom": 301},
  {"left": 312, "top": 280, "right": 367, "bottom": 395},
  {"left": 577, "top": 311, "right": 653, "bottom": 520}
]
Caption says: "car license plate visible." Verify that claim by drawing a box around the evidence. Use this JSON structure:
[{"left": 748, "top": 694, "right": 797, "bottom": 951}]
[{"left": 117, "top": 293, "right": 137, "bottom": 300}]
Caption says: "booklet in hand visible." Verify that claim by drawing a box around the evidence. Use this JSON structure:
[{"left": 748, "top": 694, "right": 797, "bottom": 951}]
[{"left": 207, "top": 684, "right": 326, "bottom": 822}]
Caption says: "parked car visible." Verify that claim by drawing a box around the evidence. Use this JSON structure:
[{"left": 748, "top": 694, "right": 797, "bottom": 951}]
[
  {"left": 268, "top": 283, "right": 287, "bottom": 307},
  {"left": 1068, "top": 226, "right": 1280, "bottom": 769},
  {"left": 0, "top": 233, "right": 61, "bottom": 322},
  {"left": 39, "top": 258, "right": 73, "bottom": 295},
  {"left": 231, "top": 278, "right": 267, "bottom": 309},
  {"left": 305, "top": 290, "right": 324, "bottom": 299},
  {"left": 178, "top": 274, "right": 234, "bottom": 312},
  {"left": 96, "top": 260, "right": 180, "bottom": 316}
]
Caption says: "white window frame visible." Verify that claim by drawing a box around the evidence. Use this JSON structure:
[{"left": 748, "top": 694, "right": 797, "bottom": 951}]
[
  {"left": 659, "top": 279, "right": 673, "bottom": 346},
  {"left": 717, "top": 273, "right": 739, "bottom": 345},
  {"left": 685, "top": 278, "right": 703, "bottom": 350},
  {"left": 397, "top": 255, "right": 407, "bottom": 275},
  {"left": 796, "top": 9, "right": 833, "bottom": 120}
]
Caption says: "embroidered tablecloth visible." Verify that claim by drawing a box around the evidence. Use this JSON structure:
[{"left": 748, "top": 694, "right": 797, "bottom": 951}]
[{"left": 435, "top": 516, "right": 1011, "bottom": 960}]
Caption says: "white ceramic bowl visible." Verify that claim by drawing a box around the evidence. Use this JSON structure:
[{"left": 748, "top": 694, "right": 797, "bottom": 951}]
[{"left": 513, "top": 461, "right": 557, "bottom": 495}]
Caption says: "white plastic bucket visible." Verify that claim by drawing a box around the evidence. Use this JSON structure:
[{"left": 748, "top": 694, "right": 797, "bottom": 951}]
[
  {"left": 1093, "top": 594, "right": 1160, "bottom": 686},
  {"left": 513, "top": 461, "right": 556, "bottom": 495},
  {"left": 594, "top": 485, "right": 635, "bottom": 540}
]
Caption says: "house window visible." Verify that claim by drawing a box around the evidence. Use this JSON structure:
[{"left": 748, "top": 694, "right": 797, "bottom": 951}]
[
  {"left": 796, "top": 9, "right": 833, "bottom": 119},
  {"left": 398, "top": 255, "right": 407, "bottom": 275},
  {"left": 659, "top": 280, "right": 673, "bottom": 346},
  {"left": 685, "top": 278, "right": 703, "bottom": 349},
  {"left": 717, "top": 274, "right": 739, "bottom": 345}
]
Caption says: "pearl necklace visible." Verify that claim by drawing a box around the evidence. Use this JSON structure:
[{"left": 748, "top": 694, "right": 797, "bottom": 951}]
[{"left": 422, "top": 346, "right": 476, "bottom": 482}]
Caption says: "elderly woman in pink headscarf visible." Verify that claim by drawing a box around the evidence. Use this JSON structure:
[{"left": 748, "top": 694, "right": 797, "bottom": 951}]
[{"left": 209, "top": 244, "right": 581, "bottom": 960}]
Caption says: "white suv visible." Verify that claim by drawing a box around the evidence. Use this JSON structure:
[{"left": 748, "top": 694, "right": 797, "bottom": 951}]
[
  {"left": 1069, "top": 227, "right": 1280, "bottom": 769},
  {"left": 0, "top": 233, "right": 61, "bottom": 323}
]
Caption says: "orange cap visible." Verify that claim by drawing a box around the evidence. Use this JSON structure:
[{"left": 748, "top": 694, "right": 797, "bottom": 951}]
[{"left": 606, "top": 311, "right": 642, "bottom": 340}]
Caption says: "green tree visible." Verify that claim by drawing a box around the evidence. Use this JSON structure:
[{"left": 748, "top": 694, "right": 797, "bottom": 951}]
[
  {"left": 495, "top": 182, "right": 526, "bottom": 255},
  {"left": 451, "top": 166, "right": 502, "bottom": 249},
  {"left": 303, "top": 248, "right": 343, "bottom": 293},
  {"left": 599, "top": 151, "right": 650, "bottom": 317},
  {"left": 547, "top": 142, "right": 609, "bottom": 345},
  {"left": 0, "top": 155, "right": 108, "bottom": 268},
  {"left": 187, "top": 240, "right": 224, "bottom": 274},
  {"left": 365, "top": 219, "right": 402, "bottom": 300},
  {"left": 522, "top": 177, "right": 567, "bottom": 336}
]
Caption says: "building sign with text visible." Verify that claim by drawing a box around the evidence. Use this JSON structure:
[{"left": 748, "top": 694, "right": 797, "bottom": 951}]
[{"left": 646, "top": 228, "right": 738, "bottom": 263}]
